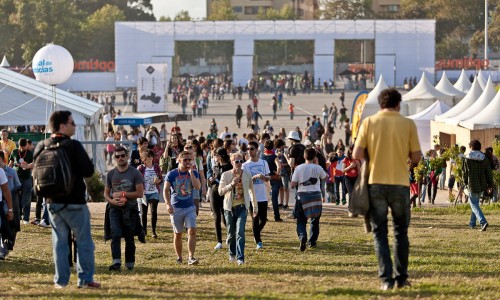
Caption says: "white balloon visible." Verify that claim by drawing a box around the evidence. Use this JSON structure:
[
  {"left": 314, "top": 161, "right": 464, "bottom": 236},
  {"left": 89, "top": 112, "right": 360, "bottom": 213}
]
[{"left": 32, "top": 44, "right": 74, "bottom": 85}]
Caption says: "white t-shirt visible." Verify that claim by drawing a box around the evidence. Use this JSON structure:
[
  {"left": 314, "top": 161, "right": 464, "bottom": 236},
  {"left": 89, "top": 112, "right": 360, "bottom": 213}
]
[
  {"left": 242, "top": 159, "right": 270, "bottom": 202},
  {"left": 143, "top": 166, "right": 158, "bottom": 194},
  {"left": 0, "top": 168, "right": 7, "bottom": 202},
  {"left": 292, "top": 163, "right": 327, "bottom": 193},
  {"left": 238, "top": 138, "right": 248, "bottom": 146}
]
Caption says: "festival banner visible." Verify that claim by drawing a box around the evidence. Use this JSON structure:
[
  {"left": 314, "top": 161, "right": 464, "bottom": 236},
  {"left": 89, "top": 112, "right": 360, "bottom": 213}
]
[
  {"left": 351, "top": 91, "right": 369, "bottom": 141},
  {"left": 137, "top": 63, "right": 167, "bottom": 112}
]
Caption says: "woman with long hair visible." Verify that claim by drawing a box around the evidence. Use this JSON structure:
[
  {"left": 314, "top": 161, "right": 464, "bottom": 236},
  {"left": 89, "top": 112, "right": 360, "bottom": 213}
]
[
  {"left": 137, "top": 150, "right": 163, "bottom": 238},
  {"left": 342, "top": 146, "right": 361, "bottom": 205}
]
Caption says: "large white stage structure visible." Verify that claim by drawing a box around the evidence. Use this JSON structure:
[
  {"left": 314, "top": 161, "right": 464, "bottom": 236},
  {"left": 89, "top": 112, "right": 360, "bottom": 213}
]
[{"left": 115, "top": 20, "right": 435, "bottom": 88}]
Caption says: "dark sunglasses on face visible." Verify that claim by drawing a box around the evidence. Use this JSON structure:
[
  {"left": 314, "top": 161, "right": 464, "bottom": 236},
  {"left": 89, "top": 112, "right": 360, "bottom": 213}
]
[
  {"left": 248, "top": 148, "right": 256, "bottom": 151},
  {"left": 185, "top": 146, "right": 193, "bottom": 149},
  {"left": 234, "top": 159, "right": 244, "bottom": 164},
  {"left": 115, "top": 154, "right": 127, "bottom": 159}
]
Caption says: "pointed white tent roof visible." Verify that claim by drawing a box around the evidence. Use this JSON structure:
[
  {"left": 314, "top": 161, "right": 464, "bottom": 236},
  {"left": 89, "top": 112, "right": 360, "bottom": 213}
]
[
  {"left": 453, "top": 69, "right": 472, "bottom": 93},
  {"left": 408, "top": 100, "right": 451, "bottom": 120},
  {"left": 460, "top": 88, "right": 500, "bottom": 130},
  {"left": 435, "top": 71, "right": 464, "bottom": 97},
  {"left": 0, "top": 55, "right": 10, "bottom": 67},
  {"left": 477, "top": 69, "right": 487, "bottom": 89},
  {"left": 445, "top": 76, "right": 496, "bottom": 126},
  {"left": 435, "top": 77, "right": 483, "bottom": 121},
  {"left": 360, "top": 74, "right": 388, "bottom": 120},
  {"left": 402, "top": 72, "right": 448, "bottom": 101}
]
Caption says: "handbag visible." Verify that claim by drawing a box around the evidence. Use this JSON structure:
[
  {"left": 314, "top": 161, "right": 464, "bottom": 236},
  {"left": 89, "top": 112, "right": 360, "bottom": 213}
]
[{"left": 348, "top": 153, "right": 371, "bottom": 233}]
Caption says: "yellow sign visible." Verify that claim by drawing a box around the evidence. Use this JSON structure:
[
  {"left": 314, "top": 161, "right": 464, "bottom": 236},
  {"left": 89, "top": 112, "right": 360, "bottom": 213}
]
[{"left": 351, "top": 91, "right": 369, "bottom": 141}]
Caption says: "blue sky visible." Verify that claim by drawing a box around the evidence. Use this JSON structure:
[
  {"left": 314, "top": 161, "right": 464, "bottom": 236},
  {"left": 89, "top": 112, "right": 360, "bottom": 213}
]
[{"left": 151, "top": 0, "right": 207, "bottom": 20}]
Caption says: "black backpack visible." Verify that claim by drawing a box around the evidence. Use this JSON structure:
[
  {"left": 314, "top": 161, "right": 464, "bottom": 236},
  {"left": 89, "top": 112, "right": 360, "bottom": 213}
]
[{"left": 33, "top": 139, "right": 73, "bottom": 198}]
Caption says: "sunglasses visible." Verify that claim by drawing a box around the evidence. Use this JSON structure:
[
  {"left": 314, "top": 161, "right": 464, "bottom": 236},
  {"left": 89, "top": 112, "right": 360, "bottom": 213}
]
[
  {"left": 234, "top": 159, "right": 244, "bottom": 164},
  {"left": 115, "top": 154, "right": 127, "bottom": 159},
  {"left": 248, "top": 148, "right": 256, "bottom": 151},
  {"left": 185, "top": 146, "right": 193, "bottom": 149}
]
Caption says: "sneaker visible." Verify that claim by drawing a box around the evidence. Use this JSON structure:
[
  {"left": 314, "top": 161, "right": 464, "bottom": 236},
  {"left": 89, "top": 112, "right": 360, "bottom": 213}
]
[
  {"left": 176, "top": 257, "right": 183, "bottom": 264},
  {"left": 380, "top": 282, "right": 394, "bottom": 291},
  {"left": 108, "top": 263, "right": 121, "bottom": 271},
  {"left": 308, "top": 243, "right": 317, "bottom": 249},
  {"left": 396, "top": 280, "right": 411, "bottom": 289},
  {"left": 256, "top": 242, "right": 263, "bottom": 250},
  {"left": 283, "top": 205, "right": 289, "bottom": 209},
  {"left": 38, "top": 220, "right": 51, "bottom": 228},
  {"left": 237, "top": 259, "right": 244, "bottom": 265},
  {"left": 287, "top": 213, "right": 296, "bottom": 219},
  {"left": 187, "top": 257, "right": 199, "bottom": 265},
  {"left": 274, "top": 218, "right": 284, "bottom": 222},
  {"left": 341, "top": 199, "right": 347, "bottom": 205},
  {"left": 480, "top": 223, "right": 489, "bottom": 231},
  {"left": 300, "top": 241, "right": 306, "bottom": 252},
  {"left": 229, "top": 255, "right": 236, "bottom": 262},
  {"left": 22, "top": 220, "right": 29, "bottom": 225},
  {"left": 152, "top": 233, "right": 158, "bottom": 239},
  {"left": 54, "top": 283, "right": 67, "bottom": 289},
  {"left": 78, "top": 281, "right": 101, "bottom": 289},
  {"left": 214, "top": 242, "right": 223, "bottom": 250},
  {"left": 30, "top": 219, "right": 40, "bottom": 225},
  {"left": 278, "top": 204, "right": 283, "bottom": 208}
]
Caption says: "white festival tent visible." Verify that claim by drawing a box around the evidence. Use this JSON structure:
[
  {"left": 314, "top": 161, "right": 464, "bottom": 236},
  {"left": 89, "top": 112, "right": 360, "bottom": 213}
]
[
  {"left": 434, "top": 77, "right": 483, "bottom": 121},
  {"left": 402, "top": 72, "right": 451, "bottom": 115},
  {"left": 444, "top": 76, "right": 496, "bottom": 126},
  {"left": 453, "top": 69, "right": 472, "bottom": 93},
  {"left": 0, "top": 55, "right": 10, "bottom": 68},
  {"left": 0, "top": 67, "right": 105, "bottom": 172},
  {"left": 435, "top": 71, "right": 465, "bottom": 99},
  {"left": 460, "top": 87, "right": 500, "bottom": 130},
  {"left": 408, "top": 100, "right": 451, "bottom": 151},
  {"left": 477, "top": 69, "right": 488, "bottom": 90},
  {"left": 360, "top": 74, "right": 388, "bottom": 121}
]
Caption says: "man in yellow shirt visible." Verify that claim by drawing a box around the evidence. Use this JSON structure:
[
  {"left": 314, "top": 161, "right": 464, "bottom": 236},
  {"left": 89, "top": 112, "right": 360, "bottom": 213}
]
[
  {"left": 353, "top": 88, "right": 421, "bottom": 291},
  {"left": 0, "top": 130, "right": 17, "bottom": 164}
]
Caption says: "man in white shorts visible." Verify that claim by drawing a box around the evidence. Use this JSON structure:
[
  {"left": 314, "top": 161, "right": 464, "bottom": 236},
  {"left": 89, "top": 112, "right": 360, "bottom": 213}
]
[{"left": 164, "top": 151, "right": 201, "bottom": 265}]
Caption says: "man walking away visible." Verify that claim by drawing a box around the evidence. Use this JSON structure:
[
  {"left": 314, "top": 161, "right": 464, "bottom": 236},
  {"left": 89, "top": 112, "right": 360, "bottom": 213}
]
[
  {"left": 291, "top": 147, "right": 327, "bottom": 251},
  {"left": 353, "top": 88, "right": 421, "bottom": 291},
  {"left": 34, "top": 111, "right": 100, "bottom": 289},
  {"left": 463, "top": 140, "right": 492, "bottom": 231}
]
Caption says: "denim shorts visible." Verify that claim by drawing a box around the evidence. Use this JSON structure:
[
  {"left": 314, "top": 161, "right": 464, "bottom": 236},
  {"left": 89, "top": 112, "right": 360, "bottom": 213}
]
[
  {"left": 281, "top": 175, "right": 290, "bottom": 189},
  {"left": 170, "top": 205, "right": 197, "bottom": 233},
  {"left": 145, "top": 192, "right": 159, "bottom": 202}
]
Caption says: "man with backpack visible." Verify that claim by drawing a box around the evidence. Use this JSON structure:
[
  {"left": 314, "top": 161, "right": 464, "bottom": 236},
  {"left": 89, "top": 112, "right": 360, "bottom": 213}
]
[{"left": 33, "top": 111, "right": 99, "bottom": 289}]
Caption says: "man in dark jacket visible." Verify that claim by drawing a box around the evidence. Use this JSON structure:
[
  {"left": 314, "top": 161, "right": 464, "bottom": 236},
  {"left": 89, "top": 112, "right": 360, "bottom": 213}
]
[
  {"left": 235, "top": 105, "right": 243, "bottom": 129},
  {"left": 34, "top": 111, "right": 100, "bottom": 289},
  {"left": 463, "top": 140, "right": 493, "bottom": 231}
]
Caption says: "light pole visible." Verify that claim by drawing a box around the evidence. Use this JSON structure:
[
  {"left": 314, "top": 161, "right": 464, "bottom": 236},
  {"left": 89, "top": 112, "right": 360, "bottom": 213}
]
[{"left": 485, "top": 0, "right": 488, "bottom": 64}]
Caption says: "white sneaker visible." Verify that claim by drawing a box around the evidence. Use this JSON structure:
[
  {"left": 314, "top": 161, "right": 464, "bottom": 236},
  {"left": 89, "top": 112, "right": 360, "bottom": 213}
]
[
  {"left": 229, "top": 255, "right": 236, "bottom": 262},
  {"left": 214, "top": 242, "right": 223, "bottom": 250},
  {"left": 38, "top": 220, "right": 51, "bottom": 228},
  {"left": 22, "top": 220, "right": 29, "bottom": 225},
  {"left": 256, "top": 242, "right": 263, "bottom": 250},
  {"left": 237, "top": 259, "right": 244, "bottom": 265}
]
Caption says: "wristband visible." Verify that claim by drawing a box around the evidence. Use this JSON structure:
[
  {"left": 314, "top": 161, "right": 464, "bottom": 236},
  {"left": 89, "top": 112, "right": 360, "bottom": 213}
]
[
  {"left": 8, "top": 208, "right": 13, "bottom": 212},
  {"left": 122, "top": 191, "right": 126, "bottom": 197}
]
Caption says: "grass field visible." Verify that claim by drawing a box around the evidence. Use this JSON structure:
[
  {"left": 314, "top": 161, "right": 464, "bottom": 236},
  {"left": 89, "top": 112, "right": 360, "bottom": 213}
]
[{"left": 0, "top": 203, "right": 499, "bottom": 299}]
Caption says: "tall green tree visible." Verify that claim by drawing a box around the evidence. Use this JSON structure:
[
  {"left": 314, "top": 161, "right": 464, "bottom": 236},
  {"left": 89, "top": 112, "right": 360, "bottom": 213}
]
[
  {"left": 208, "top": 0, "right": 238, "bottom": 21},
  {"left": 73, "top": 0, "right": 155, "bottom": 20},
  {"left": 0, "top": 0, "right": 17, "bottom": 63},
  {"left": 321, "top": 0, "right": 374, "bottom": 19},
  {"left": 257, "top": 4, "right": 297, "bottom": 20},
  {"left": 81, "top": 4, "right": 126, "bottom": 61},
  {"left": 174, "top": 10, "right": 192, "bottom": 21}
]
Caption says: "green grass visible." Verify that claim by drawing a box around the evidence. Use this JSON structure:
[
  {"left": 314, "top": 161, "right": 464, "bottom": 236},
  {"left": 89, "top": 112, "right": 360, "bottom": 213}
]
[{"left": 1, "top": 203, "right": 499, "bottom": 299}]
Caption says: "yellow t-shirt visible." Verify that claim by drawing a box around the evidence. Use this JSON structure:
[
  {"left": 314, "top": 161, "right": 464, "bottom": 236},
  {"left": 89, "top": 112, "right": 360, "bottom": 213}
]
[{"left": 355, "top": 111, "right": 420, "bottom": 186}]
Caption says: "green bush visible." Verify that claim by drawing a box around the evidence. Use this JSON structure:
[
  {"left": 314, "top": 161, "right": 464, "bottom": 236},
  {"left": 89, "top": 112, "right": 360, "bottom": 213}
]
[{"left": 85, "top": 171, "right": 105, "bottom": 202}]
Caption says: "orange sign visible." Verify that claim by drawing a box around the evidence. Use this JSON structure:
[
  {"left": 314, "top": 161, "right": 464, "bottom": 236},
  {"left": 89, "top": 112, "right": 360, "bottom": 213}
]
[
  {"left": 74, "top": 60, "right": 115, "bottom": 72},
  {"left": 436, "top": 57, "right": 489, "bottom": 70}
]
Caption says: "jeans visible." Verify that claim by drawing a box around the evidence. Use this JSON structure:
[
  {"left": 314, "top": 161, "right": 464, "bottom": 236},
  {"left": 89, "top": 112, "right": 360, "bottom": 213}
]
[
  {"left": 48, "top": 203, "right": 95, "bottom": 286},
  {"left": 109, "top": 204, "right": 137, "bottom": 268},
  {"left": 236, "top": 117, "right": 241, "bottom": 128},
  {"left": 224, "top": 205, "right": 247, "bottom": 261},
  {"left": 335, "top": 176, "right": 347, "bottom": 202},
  {"left": 211, "top": 187, "right": 226, "bottom": 243},
  {"left": 468, "top": 192, "right": 487, "bottom": 227},
  {"left": 294, "top": 198, "right": 321, "bottom": 246},
  {"left": 368, "top": 184, "right": 410, "bottom": 285},
  {"left": 251, "top": 201, "right": 268, "bottom": 243},
  {"left": 270, "top": 180, "right": 282, "bottom": 220},
  {"left": 345, "top": 176, "right": 357, "bottom": 203},
  {"left": 19, "top": 178, "right": 32, "bottom": 222}
]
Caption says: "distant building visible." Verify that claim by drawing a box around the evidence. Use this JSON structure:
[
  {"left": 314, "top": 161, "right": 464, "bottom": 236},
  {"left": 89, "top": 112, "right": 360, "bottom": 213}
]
[
  {"left": 207, "top": 0, "right": 319, "bottom": 20},
  {"left": 372, "top": 0, "right": 401, "bottom": 16}
]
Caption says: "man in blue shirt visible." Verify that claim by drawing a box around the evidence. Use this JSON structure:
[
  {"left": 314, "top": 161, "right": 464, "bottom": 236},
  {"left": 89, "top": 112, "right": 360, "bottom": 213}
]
[{"left": 164, "top": 150, "right": 201, "bottom": 265}]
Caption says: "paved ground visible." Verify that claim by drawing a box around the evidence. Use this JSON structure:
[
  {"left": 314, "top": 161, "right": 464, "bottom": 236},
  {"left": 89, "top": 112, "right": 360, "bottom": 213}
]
[{"left": 109, "top": 90, "right": 454, "bottom": 207}]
